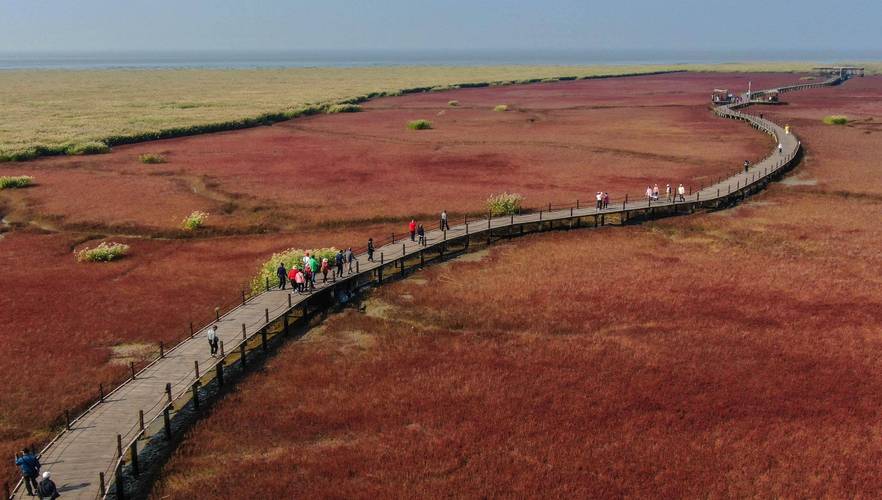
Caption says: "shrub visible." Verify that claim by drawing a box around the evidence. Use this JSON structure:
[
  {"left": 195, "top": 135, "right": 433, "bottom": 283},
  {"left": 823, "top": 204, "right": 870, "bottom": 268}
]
[
  {"left": 182, "top": 211, "right": 209, "bottom": 231},
  {"left": 327, "top": 103, "right": 362, "bottom": 113},
  {"left": 66, "top": 141, "right": 111, "bottom": 155},
  {"left": 822, "top": 115, "right": 848, "bottom": 125},
  {"left": 494, "top": 104, "right": 509, "bottom": 112},
  {"left": 0, "top": 175, "right": 34, "bottom": 189},
  {"left": 407, "top": 119, "right": 432, "bottom": 130},
  {"left": 76, "top": 242, "right": 130, "bottom": 262},
  {"left": 138, "top": 153, "right": 167, "bottom": 164},
  {"left": 448, "top": 100, "right": 459, "bottom": 107},
  {"left": 251, "top": 247, "right": 339, "bottom": 294},
  {"left": 486, "top": 192, "right": 524, "bottom": 216}
]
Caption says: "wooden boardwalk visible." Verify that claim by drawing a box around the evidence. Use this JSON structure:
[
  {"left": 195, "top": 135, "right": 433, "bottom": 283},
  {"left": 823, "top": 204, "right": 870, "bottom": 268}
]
[{"left": 9, "top": 74, "right": 844, "bottom": 499}]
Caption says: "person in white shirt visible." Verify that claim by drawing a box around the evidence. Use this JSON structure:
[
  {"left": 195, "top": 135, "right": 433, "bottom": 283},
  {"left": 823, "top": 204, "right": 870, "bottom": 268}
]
[
  {"left": 207, "top": 325, "right": 219, "bottom": 357},
  {"left": 677, "top": 184, "right": 686, "bottom": 202}
]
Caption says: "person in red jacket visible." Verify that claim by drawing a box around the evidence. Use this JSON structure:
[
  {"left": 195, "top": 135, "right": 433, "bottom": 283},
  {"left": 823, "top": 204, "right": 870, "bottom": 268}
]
[{"left": 409, "top": 219, "right": 416, "bottom": 241}]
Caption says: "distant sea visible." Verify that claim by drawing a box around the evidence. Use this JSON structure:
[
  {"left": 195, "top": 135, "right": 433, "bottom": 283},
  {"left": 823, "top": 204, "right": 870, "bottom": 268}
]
[{"left": 0, "top": 49, "right": 879, "bottom": 71}]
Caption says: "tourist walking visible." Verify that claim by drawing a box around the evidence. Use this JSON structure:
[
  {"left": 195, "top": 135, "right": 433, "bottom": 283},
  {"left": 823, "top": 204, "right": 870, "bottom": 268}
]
[
  {"left": 293, "top": 268, "right": 305, "bottom": 293},
  {"left": 602, "top": 192, "right": 610, "bottom": 209},
  {"left": 287, "top": 267, "right": 299, "bottom": 293},
  {"left": 440, "top": 210, "right": 450, "bottom": 231},
  {"left": 276, "top": 262, "right": 287, "bottom": 290},
  {"left": 308, "top": 255, "right": 319, "bottom": 288},
  {"left": 744, "top": 160, "right": 750, "bottom": 173},
  {"left": 595, "top": 191, "right": 603, "bottom": 210},
  {"left": 645, "top": 185, "right": 653, "bottom": 202},
  {"left": 321, "top": 257, "right": 330, "bottom": 283},
  {"left": 303, "top": 265, "right": 314, "bottom": 292},
  {"left": 665, "top": 183, "right": 672, "bottom": 202},
  {"left": 409, "top": 219, "right": 416, "bottom": 241},
  {"left": 652, "top": 184, "right": 660, "bottom": 200},
  {"left": 367, "top": 238, "right": 375, "bottom": 262},
  {"left": 417, "top": 223, "right": 425, "bottom": 245},
  {"left": 345, "top": 247, "right": 354, "bottom": 273},
  {"left": 335, "top": 249, "right": 345, "bottom": 276},
  {"left": 37, "top": 471, "right": 60, "bottom": 500},
  {"left": 302, "top": 252, "right": 311, "bottom": 270},
  {"left": 778, "top": 143, "right": 783, "bottom": 154},
  {"left": 207, "top": 325, "right": 219, "bottom": 357},
  {"left": 15, "top": 449, "right": 40, "bottom": 497},
  {"left": 677, "top": 183, "right": 686, "bottom": 202}
]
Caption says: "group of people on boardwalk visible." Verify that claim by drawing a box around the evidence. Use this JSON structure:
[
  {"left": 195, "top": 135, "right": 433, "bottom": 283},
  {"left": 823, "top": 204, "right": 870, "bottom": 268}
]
[
  {"left": 14, "top": 448, "right": 59, "bottom": 498},
  {"left": 409, "top": 219, "right": 426, "bottom": 245},
  {"left": 275, "top": 249, "right": 356, "bottom": 295},
  {"left": 645, "top": 183, "right": 686, "bottom": 203},
  {"left": 595, "top": 191, "right": 610, "bottom": 210}
]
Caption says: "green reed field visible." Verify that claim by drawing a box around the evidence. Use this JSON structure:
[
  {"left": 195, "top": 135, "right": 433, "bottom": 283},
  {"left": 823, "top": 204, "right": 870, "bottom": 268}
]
[{"left": 1, "top": 62, "right": 878, "bottom": 160}]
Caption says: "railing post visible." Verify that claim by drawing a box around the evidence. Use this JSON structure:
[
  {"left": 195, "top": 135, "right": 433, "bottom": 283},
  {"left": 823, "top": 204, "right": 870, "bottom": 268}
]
[
  {"left": 159, "top": 341, "right": 164, "bottom": 358},
  {"left": 241, "top": 323, "right": 246, "bottom": 339},
  {"left": 265, "top": 277, "right": 270, "bottom": 292},
  {"left": 288, "top": 293, "right": 292, "bottom": 308},
  {"left": 194, "top": 360, "right": 199, "bottom": 379},
  {"left": 215, "top": 307, "right": 220, "bottom": 321},
  {"left": 356, "top": 260, "right": 359, "bottom": 273},
  {"left": 576, "top": 199, "right": 579, "bottom": 209},
  {"left": 163, "top": 407, "right": 171, "bottom": 439},
  {"left": 117, "top": 433, "right": 123, "bottom": 458},
  {"left": 265, "top": 308, "right": 269, "bottom": 324},
  {"left": 130, "top": 361, "right": 136, "bottom": 380},
  {"left": 242, "top": 289, "right": 246, "bottom": 304},
  {"left": 65, "top": 409, "right": 71, "bottom": 431},
  {"left": 99, "top": 473, "right": 106, "bottom": 497},
  {"left": 217, "top": 360, "right": 225, "bottom": 387},
  {"left": 192, "top": 382, "right": 200, "bottom": 411},
  {"left": 402, "top": 243, "right": 406, "bottom": 256},
  {"left": 166, "top": 382, "right": 172, "bottom": 402},
  {"left": 380, "top": 252, "right": 384, "bottom": 265},
  {"left": 219, "top": 340, "right": 225, "bottom": 357},
  {"left": 99, "top": 384, "right": 105, "bottom": 403},
  {"left": 570, "top": 207, "right": 573, "bottom": 217},
  {"left": 539, "top": 210, "right": 542, "bottom": 221},
  {"left": 139, "top": 410, "right": 144, "bottom": 432},
  {"left": 115, "top": 462, "right": 126, "bottom": 500},
  {"left": 130, "top": 440, "right": 140, "bottom": 477},
  {"left": 391, "top": 232, "right": 395, "bottom": 243}
]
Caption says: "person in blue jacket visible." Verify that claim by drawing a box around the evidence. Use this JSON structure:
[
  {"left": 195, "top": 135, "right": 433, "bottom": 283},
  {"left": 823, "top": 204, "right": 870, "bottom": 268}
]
[{"left": 15, "top": 448, "right": 41, "bottom": 496}]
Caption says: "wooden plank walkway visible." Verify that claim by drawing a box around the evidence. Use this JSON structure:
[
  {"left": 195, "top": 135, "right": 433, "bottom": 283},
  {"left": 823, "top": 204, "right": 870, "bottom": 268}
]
[{"left": 9, "top": 74, "right": 844, "bottom": 499}]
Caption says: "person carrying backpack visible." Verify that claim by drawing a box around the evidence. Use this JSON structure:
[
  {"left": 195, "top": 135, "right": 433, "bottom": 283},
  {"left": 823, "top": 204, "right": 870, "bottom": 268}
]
[
  {"left": 37, "top": 471, "right": 59, "bottom": 499},
  {"left": 15, "top": 449, "right": 41, "bottom": 496}
]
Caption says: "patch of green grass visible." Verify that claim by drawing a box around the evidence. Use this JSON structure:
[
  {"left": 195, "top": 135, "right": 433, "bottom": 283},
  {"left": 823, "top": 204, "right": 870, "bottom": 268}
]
[
  {"left": 407, "top": 119, "right": 432, "bottom": 130},
  {"left": 66, "top": 141, "right": 110, "bottom": 155},
  {"left": 0, "top": 175, "right": 34, "bottom": 189},
  {"left": 327, "top": 103, "right": 362, "bottom": 113},
  {"left": 822, "top": 115, "right": 848, "bottom": 125},
  {"left": 138, "top": 153, "right": 167, "bottom": 164},
  {"left": 76, "top": 242, "right": 130, "bottom": 262},
  {"left": 182, "top": 210, "right": 209, "bottom": 231},
  {"left": 487, "top": 192, "right": 524, "bottom": 216},
  {"left": 251, "top": 247, "right": 339, "bottom": 295},
  {"left": 494, "top": 104, "right": 509, "bottom": 112}
]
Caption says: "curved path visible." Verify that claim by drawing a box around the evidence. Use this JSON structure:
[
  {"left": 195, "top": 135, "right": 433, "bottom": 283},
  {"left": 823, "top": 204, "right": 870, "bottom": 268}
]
[{"left": 9, "top": 74, "right": 845, "bottom": 499}]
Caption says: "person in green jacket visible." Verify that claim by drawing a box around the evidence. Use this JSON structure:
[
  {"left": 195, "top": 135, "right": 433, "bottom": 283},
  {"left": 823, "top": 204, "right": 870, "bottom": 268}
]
[{"left": 308, "top": 255, "right": 319, "bottom": 289}]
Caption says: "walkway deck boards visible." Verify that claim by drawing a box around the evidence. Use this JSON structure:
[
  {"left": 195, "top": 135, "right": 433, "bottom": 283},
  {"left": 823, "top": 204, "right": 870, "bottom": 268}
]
[{"left": 15, "top": 75, "right": 842, "bottom": 499}]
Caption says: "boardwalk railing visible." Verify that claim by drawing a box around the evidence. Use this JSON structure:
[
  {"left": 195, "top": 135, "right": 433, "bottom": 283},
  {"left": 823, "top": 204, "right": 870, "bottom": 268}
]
[{"left": 6, "top": 73, "right": 846, "bottom": 500}]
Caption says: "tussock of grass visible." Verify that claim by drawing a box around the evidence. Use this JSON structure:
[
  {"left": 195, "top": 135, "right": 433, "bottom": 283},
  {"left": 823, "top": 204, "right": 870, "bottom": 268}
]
[
  {"left": 0, "top": 175, "right": 34, "bottom": 189},
  {"left": 407, "top": 119, "right": 432, "bottom": 130},
  {"left": 139, "top": 153, "right": 167, "bottom": 164},
  {"left": 66, "top": 141, "right": 110, "bottom": 155},
  {"left": 823, "top": 115, "right": 848, "bottom": 125},
  {"left": 252, "top": 247, "right": 339, "bottom": 295},
  {"left": 448, "top": 100, "right": 459, "bottom": 107},
  {"left": 487, "top": 192, "right": 524, "bottom": 216},
  {"left": 327, "top": 103, "right": 362, "bottom": 113},
  {"left": 182, "top": 210, "right": 209, "bottom": 230},
  {"left": 76, "top": 242, "right": 130, "bottom": 262},
  {"left": 494, "top": 104, "right": 509, "bottom": 112}
]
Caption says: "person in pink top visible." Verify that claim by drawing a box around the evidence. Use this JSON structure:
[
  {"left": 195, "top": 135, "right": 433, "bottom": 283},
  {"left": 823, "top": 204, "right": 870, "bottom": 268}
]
[{"left": 409, "top": 219, "right": 416, "bottom": 241}]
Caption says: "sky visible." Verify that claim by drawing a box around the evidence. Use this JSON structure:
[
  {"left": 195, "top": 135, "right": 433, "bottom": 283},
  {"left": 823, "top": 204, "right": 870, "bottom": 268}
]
[{"left": 0, "top": 0, "right": 880, "bottom": 53}]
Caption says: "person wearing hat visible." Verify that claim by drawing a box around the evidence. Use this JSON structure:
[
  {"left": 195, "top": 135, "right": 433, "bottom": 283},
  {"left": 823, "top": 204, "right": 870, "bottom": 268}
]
[
  {"left": 38, "top": 471, "right": 59, "bottom": 499},
  {"left": 14, "top": 449, "right": 41, "bottom": 496}
]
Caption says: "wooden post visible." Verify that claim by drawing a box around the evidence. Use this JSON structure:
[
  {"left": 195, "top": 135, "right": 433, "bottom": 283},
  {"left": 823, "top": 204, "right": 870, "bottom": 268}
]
[
  {"left": 539, "top": 210, "right": 542, "bottom": 221},
  {"left": 380, "top": 252, "right": 384, "bottom": 265},
  {"left": 192, "top": 382, "right": 200, "bottom": 411},
  {"left": 242, "top": 289, "right": 246, "bottom": 304},
  {"left": 356, "top": 261, "right": 359, "bottom": 273},
  {"left": 163, "top": 408, "right": 171, "bottom": 439},
  {"left": 265, "top": 308, "right": 269, "bottom": 324},
  {"left": 488, "top": 213, "right": 491, "bottom": 229},
  {"left": 576, "top": 199, "right": 580, "bottom": 209},
  {"left": 219, "top": 340, "right": 225, "bottom": 357},
  {"left": 130, "top": 361, "right": 136, "bottom": 380},
  {"left": 215, "top": 307, "right": 220, "bottom": 321},
  {"left": 130, "top": 440, "right": 139, "bottom": 477},
  {"left": 159, "top": 341, "right": 164, "bottom": 358},
  {"left": 570, "top": 207, "right": 573, "bottom": 217},
  {"left": 99, "top": 473, "right": 106, "bottom": 497},
  {"left": 139, "top": 410, "right": 145, "bottom": 432},
  {"left": 288, "top": 293, "right": 292, "bottom": 308},
  {"left": 217, "top": 361, "right": 225, "bottom": 387},
  {"left": 117, "top": 434, "right": 123, "bottom": 458},
  {"left": 265, "top": 277, "right": 270, "bottom": 292},
  {"left": 402, "top": 243, "right": 406, "bottom": 256},
  {"left": 194, "top": 360, "right": 199, "bottom": 379},
  {"left": 99, "top": 384, "right": 105, "bottom": 403},
  {"left": 115, "top": 462, "right": 126, "bottom": 500},
  {"left": 241, "top": 323, "right": 246, "bottom": 339},
  {"left": 166, "top": 383, "right": 172, "bottom": 402}
]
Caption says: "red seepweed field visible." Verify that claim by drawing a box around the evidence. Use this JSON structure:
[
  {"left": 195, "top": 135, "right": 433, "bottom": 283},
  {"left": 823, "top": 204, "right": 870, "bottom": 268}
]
[
  {"left": 0, "top": 71, "right": 874, "bottom": 489},
  {"left": 149, "top": 75, "right": 882, "bottom": 498}
]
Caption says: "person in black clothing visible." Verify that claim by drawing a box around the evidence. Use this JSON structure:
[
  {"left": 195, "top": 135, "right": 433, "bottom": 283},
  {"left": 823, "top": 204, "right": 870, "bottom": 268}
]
[
  {"left": 335, "top": 250, "right": 345, "bottom": 276},
  {"left": 744, "top": 160, "right": 750, "bottom": 173},
  {"left": 276, "top": 262, "right": 287, "bottom": 290},
  {"left": 367, "top": 238, "right": 374, "bottom": 262},
  {"left": 38, "top": 471, "right": 59, "bottom": 499},
  {"left": 417, "top": 224, "right": 425, "bottom": 245},
  {"left": 15, "top": 448, "right": 41, "bottom": 496}
]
